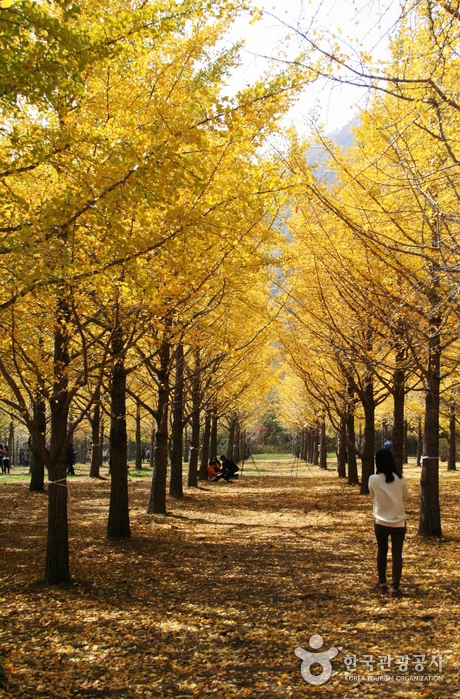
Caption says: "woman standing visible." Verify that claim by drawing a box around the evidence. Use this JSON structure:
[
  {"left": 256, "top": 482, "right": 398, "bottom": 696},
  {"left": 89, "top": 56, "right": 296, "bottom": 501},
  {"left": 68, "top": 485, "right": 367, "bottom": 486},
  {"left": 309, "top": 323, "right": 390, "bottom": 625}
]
[{"left": 369, "top": 448, "right": 410, "bottom": 597}]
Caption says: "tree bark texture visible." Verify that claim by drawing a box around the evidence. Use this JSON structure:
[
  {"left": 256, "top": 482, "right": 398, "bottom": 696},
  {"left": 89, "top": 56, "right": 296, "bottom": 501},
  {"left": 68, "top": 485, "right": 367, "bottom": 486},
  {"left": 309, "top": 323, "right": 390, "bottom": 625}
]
[
  {"left": 360, "top": 379, "right": 375, "bottom": 495},
  {"left": 418, "top": 314, "right": 442, "bottom": 537},
  {"left": 227, "top": 415, "right": 236, "bottom": 461},
  {"left": 392, "top": 364, "right": 405, "bottom": 474},
  {"left": 346, "top": 390, "right": 359, "bottom": 485},
  {"left": 320, "top": 420, "right": 327, "bottom": 469},
  {"left": 447, "top": 402, "right": 456, "bottom": 471},
  {"left": 107, "top": 326, "right": 130, "bottom": 538},
  {"left": 135, "top": 400, "right": 142, "bottom": 471},
  {"left": 187, "top": 359, "right": 200, "bottom": 488},
  {"left": 337, "top": 415, "right": 347, "bottom": 478},
  {"left": 210, "top": 405, "right": 218, "bottom": 461},
  {"left": 416, "top": 416, "right": 423, "bottom": 467},
  {"left": 29, "top": 398, "right": 46, "bottom": 492},
  {"left": 45, "top": 297, "right": 71, "bottom": 584},
  {"left": 148, "top": 338, "right": 170, "bottom": 514},
  {"left": 199, "top": 414, "right": 211, "bottom": 480},
  {"left": 169, "top": 343, "right": 184, "bottom": 498},
  {"left": 89, "top": 397, "right": 102, "bottom": 478}
]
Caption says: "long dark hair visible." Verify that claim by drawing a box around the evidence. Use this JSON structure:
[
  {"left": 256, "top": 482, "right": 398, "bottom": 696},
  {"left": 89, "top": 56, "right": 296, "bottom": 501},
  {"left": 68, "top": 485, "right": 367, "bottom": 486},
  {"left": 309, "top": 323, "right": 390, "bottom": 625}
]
[{"left": 375, "top": 448, "right": 402, "bottom": 482}]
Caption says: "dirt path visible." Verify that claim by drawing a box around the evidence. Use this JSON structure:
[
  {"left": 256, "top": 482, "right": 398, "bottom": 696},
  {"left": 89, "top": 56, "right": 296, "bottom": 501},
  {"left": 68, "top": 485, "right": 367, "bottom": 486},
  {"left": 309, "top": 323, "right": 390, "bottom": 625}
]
[{"left": 0, "top": 461, "right": 459, "bottom": 698}]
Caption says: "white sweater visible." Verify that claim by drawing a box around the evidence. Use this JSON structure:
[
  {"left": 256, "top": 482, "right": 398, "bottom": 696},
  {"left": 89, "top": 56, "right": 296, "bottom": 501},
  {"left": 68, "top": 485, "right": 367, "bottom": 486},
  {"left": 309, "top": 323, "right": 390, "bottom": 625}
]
[{"left": 368, "top": 472, "right": 410, "bottom": 527}]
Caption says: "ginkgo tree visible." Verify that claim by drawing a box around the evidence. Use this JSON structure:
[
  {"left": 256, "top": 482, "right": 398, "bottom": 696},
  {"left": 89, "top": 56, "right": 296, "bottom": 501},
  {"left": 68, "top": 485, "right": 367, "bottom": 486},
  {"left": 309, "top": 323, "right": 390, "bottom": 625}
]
[
  {"left": 0, "top": 0, "right": 316, "bottom": 582},
  {"left": 277, "top": 0, "right": 460, "bottom": 532}
]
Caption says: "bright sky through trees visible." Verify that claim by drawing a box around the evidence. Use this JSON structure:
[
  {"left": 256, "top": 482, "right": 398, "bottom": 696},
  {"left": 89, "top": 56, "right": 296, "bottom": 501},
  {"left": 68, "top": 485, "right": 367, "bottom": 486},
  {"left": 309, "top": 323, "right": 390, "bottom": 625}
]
[{"left": 224, "top": 0, "right": 402, "bottom": 132}]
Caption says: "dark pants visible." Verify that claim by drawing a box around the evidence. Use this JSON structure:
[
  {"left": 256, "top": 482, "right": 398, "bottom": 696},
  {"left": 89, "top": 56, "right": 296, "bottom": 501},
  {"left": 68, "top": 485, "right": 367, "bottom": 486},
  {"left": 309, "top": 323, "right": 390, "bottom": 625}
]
[{"left": 374, "top": 523, "right": 406, "bottom": 589}]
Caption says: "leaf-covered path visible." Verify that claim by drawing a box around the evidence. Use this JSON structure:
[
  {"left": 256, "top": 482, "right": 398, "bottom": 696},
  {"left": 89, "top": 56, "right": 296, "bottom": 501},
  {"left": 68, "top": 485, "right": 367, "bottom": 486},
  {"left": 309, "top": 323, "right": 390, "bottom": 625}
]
[{"left": 0, "top": 460, "right": 459, "bottom": 698}]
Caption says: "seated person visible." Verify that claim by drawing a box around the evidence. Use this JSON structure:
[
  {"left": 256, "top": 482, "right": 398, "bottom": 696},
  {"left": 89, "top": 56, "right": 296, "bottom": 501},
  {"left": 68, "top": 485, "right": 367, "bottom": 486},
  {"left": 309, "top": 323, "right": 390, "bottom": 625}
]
[
  {"left": 207, "top": 457, "right": 223, "bottom": 481},
  {"left": 220, "top": 455, "right": 239, "bottom": 480}
]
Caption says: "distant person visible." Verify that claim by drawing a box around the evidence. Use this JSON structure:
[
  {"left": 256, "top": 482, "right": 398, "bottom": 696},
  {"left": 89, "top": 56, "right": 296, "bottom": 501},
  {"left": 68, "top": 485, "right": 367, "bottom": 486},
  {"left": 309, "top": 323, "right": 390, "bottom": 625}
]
[
  {"left": 383, "top": 437, "right": 392, "bottom": 450},
  {"left": 369, "top": 448, "right": 409, "bottom": 598},
  {"left": 220, "top": 455, "right": 239, "bottom": 481},
  {"left": 2, "top": 445, "right": 9, "bottom": 474},
  {"left": 207, "top": 457, "right": 224, "bottom": 481},
  {"left": 67, "top": 443, "right": 75, "bottom": 476}
]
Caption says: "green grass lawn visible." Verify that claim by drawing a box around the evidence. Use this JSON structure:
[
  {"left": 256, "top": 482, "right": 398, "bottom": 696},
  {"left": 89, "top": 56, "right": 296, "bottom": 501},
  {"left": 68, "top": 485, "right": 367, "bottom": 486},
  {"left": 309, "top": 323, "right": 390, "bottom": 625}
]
[
  {"left": 0, "top": 454, "right": 298, "bottom": 484},
  {"left": 249, "top": 453, "right": 293, "bottom": 461}
]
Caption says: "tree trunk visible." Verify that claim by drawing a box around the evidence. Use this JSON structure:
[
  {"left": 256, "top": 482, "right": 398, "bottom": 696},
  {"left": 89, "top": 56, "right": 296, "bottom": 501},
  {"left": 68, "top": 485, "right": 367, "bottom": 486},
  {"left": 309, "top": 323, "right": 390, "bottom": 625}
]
[
  {"left": 382, "top": 420, "right": 388, "bottom": 445},
  {"left": 107, "top": 326, "right": 130, "bottom": 538},
  {"left": 227, "top": 415, "right": 236, "bottom": 460},
  {"left": 170, "top": 343, "right": 184, "bottom": 498},
  {"left": 135, "top": 399, "right": 142, "bottom": 471},
  {"left": 403, "top": 420, "right": 408, "bottom": 465},
  {"left": 392, "top": 364, "right": 405, "bottom": 474},
  {"left": 346, "top": 384, "right": 359, "bottom": 485},
  {"left": 447, "top": 402, "right": 456, "bottom": 471},
  {"left": 29, "top": 397, "right": 46, "bottom": 492},
  {"left": 310, "top": 428, "right": 318, "bottom": 464},
  {"left": 301, "top": 429, "right": 307, "bottom": 461},
  {"left": 209, "top": 404, "right": 218, "bottom": 460},
  {"left": 319, "top": 419, "right": 327, "bottom": 469},
  {"left": 8, "top": 420, "right": 14, "bottom": 466},
  {"left": 233, "top": 419, "right": 241, "bottom": 463},
  {"left": 148, "top": 337, "right": 170, "bottom": 514},
  {"left": 360, "top": 379, "right": 375, "bottom": 495},
  {"left": 337, "top": 415, "right": 347, "bottom": 478},
  {"left": 187, "top": 355, "right": 201, "bottom": 487},
  {"left": 418, "top": 313, "right": 442, "bottom": 536},
  {"left": 199, "top": 413, "right": 211, "bottom": 480},
  {"left": 416, "top": 415, "right": 423, "bottom": 467},
  {"left": 183, "top": 425, "right": 190, "bottom": 463},
  {"left": 89, "top": 396, "right": 102, "bottom": 478},
  {"left": 45, "top": 297, "right": 71, "bottom": 584}
]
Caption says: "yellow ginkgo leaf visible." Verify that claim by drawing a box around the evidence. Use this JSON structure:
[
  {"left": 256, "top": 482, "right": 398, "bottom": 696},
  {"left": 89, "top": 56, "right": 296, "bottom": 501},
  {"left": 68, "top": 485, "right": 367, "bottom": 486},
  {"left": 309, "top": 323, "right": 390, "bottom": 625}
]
[{"left": 0, "top": 0, "right": 16, "bottom": 8}]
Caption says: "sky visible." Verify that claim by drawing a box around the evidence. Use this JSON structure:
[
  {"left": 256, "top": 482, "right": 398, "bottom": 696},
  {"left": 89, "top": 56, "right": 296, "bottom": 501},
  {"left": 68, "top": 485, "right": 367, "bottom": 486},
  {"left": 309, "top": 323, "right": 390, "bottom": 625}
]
[{"left": 223, "top": 0, "right": 402, "bottom": 134}]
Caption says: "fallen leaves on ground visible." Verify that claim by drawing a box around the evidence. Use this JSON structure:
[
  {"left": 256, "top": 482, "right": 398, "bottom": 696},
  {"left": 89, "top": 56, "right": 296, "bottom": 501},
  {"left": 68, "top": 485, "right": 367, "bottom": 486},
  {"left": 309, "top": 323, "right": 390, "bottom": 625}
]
[{"left": 0, "top": 460, "right": 459, "bottom": 698}]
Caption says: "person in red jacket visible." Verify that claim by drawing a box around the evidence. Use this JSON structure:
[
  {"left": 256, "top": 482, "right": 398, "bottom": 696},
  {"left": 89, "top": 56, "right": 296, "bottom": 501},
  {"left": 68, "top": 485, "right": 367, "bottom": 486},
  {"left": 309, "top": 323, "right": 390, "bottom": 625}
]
[{"left": 207, "top": 457, "right": 223, "bottom": 481}]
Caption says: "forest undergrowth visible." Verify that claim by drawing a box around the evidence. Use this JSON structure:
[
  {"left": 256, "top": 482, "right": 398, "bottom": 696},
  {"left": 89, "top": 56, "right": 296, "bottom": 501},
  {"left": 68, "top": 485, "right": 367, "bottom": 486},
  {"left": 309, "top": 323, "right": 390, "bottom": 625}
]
[{"left": 0, "top": 460, "right": 459, "bottom": 698}]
